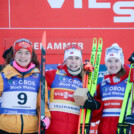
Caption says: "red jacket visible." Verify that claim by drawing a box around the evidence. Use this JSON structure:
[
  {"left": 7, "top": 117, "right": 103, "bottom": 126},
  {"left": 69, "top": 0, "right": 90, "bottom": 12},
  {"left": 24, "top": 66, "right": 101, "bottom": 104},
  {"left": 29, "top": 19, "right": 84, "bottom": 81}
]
[
  {"left": 92, "top": 65, "right": 131, "bottom": 134},
  {"left": 45, "top": 64, "right": 82, "bottom": 134}
]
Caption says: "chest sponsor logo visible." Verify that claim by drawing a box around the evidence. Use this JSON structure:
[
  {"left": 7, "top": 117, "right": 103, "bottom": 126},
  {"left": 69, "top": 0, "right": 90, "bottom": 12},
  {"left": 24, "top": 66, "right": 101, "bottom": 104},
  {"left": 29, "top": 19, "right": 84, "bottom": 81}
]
[
  {"left": 59, "top": 77, "right": 82, "bottom": 86},
  {"left": 54, "top": 89, "right": 74, "bottom": 102}
]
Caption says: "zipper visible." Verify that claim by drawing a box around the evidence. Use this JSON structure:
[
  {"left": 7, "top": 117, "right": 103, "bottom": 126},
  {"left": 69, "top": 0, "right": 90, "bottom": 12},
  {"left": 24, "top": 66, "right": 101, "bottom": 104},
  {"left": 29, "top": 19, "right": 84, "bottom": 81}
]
[
  {"left": 20, "top": 115, "right": 24, "bottom": 134},
  {"left": 20, "top": 76, "right": 24, "bottom": 134}
]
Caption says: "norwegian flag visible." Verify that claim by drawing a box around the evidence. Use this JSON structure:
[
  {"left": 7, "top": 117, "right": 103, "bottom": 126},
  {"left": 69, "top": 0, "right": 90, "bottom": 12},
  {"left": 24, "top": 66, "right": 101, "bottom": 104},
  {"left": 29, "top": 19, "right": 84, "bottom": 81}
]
[
  {"left": 70, "top": 52, "right": 74, "bottom": 54},
  {"left": 110, "top": 53, "right": 114, "bottom": 56}
]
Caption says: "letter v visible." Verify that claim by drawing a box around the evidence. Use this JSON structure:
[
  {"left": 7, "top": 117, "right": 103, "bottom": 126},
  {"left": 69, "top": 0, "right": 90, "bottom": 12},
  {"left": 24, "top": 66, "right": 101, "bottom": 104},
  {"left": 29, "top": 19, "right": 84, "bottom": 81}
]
[{"left": 47, "top": 0, "right": 65, "bottom": 8}]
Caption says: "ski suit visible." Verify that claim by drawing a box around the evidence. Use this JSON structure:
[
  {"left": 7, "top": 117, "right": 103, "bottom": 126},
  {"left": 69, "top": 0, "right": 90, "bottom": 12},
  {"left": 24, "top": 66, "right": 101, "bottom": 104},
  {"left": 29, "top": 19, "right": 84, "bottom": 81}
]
[
  {"left": 0, "top": 64, "right": 50, "bottom": 133},
  {"left": 92, "top": 65, "right": 130, "bottom": 134},
  {"left": 45, "top": 64, "right": 83, "bottom": 134}
]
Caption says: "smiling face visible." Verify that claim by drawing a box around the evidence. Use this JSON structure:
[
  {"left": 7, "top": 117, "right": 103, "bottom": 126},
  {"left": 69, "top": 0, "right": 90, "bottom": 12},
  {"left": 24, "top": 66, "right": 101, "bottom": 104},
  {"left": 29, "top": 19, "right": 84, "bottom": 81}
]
[
  {"left": 106, "top": 57, "right": 122, "bottom": 74},
  {"left": 14, "top": 48, "right": 32, "bottom": 68},
  {"left": 65, "top": 56, "right": 82, "bottom": 71}
]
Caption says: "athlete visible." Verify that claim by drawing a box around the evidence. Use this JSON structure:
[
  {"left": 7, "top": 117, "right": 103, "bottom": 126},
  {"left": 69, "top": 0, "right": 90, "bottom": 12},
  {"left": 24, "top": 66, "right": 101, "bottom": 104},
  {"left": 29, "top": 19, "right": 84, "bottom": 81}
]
[
  {"left": 45, "top": 44, "right": 100, "bottom": 134},
  {"left": 0, "top": 39, "right": 50, "bottom": 134},
  {"left": 92, "top": 43, "right": 130, "bottom": 134}
]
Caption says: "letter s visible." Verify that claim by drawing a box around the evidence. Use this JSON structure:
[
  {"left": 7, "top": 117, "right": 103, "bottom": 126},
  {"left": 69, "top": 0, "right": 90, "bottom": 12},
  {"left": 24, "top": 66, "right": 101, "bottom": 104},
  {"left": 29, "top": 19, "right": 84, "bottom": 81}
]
[{"left": 113, "top": 1, "right": 134, "bottom": 23}]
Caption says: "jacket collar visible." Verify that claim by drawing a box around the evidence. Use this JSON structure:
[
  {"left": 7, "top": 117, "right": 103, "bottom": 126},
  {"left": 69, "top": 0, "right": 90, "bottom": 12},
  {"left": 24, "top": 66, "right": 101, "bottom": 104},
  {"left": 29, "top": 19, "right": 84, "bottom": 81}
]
[
  {"left": 57, "top": 64, "right": 82, "bottom": 80},
  {"left": 2, "top": 64, "right": 40, "bottom": 79},
  {"left": 104, "top": 64, "right": 129, "bottom": 85}
]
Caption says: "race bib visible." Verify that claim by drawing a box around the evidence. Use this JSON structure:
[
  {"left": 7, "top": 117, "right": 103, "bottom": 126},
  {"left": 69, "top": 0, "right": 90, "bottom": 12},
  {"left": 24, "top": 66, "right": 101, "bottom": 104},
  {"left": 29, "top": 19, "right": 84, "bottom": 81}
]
[{"left": 1, "top": 91, "right": 37, "bottom": 115}]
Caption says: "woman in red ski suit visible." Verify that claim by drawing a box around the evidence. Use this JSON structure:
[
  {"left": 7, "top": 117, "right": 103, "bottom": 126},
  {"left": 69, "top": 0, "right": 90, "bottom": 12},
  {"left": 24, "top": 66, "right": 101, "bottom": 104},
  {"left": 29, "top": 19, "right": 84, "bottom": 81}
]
[
  {"left": 45, "top": 44, "right": 101, "bottom": 134},
  {"left": 92, "top": 43, "right": 131, "bottom": 134}
]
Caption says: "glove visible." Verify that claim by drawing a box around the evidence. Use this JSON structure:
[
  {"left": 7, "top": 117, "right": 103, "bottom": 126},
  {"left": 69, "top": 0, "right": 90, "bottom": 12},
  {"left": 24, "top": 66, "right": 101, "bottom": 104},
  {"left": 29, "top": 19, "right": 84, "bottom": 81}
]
[
  {"left": 116, "top": 123, "right": 130, "bottom": 134},
  {"left": 84, "top": 60, "right": 94, "bottom": 72},
  {"left": 83, "top": 92, "right": 101, "bottom": 110},
  {"left": 41, "top": 116, "right": 51, "bottom": 130}
]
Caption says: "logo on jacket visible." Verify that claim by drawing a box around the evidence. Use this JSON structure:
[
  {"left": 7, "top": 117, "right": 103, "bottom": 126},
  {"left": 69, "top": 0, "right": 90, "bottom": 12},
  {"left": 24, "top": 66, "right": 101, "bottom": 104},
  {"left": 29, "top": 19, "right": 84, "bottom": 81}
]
[
  {"left": 103, "top": 87, "right": 107, "bottom": 92},
  {"left": 8, "top": 80, "right": 17, "bottom": 85},
  {"left": 124, "top": 78, "right": 128, "bottom": 83},
  {"left": 54, "top": 89, "right": 74, "bottom": 102},
  {"left": 33, "top": 74, "right": 39, "bottom": 78},
  {"left": 113, "top": 77, "right": 120, "bottom": 83},
  {"left": 59, "top": 76, "right": 67, "bottom": 83}
]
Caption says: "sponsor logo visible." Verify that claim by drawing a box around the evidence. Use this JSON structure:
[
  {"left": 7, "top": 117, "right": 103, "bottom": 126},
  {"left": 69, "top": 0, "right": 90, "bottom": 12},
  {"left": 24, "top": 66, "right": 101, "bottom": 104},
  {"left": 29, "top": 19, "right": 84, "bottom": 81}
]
[
  {"left": 54, "top": 89, "right": 74, "bottom": 101},
  {"left": 47, "top": 0, "right": 134, "bottom": 23},
  {"left": 8, "top": 80, "right": 17, "bottom": 85},
  {"left": 59, "top": 77, "right": 82, "bottom": 86},
  {"left": 109, "top": 86, "right": 125, "bottom": 92},
  {"left": 9, "top": 80, "right": 35, "bottom": 86},
  {"left": 19, "top": 80, "right": 35, "bottom": 86}
]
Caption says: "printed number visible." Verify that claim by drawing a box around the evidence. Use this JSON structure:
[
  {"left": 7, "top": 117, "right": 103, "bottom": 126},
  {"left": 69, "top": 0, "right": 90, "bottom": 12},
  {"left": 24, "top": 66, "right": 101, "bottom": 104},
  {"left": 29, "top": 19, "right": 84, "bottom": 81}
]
[{"left": 18, "top": 93, "right": 27, "bottom": 105}]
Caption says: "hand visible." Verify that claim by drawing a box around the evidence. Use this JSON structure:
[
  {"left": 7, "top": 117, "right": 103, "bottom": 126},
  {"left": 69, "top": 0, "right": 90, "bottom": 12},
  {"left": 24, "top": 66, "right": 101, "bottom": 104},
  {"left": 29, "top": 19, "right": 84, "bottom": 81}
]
[
  {"left": 117, "top": 123, "right": 130, "bottom": 134},
  {"left": 83, "top": 92, "right": 101, "bottom": 110},
  {"left": 41, "top": 116, "right": 51, "bottom": 130},
  {"left": 84, "top": 60, "right": 94, "bottom": 72}
]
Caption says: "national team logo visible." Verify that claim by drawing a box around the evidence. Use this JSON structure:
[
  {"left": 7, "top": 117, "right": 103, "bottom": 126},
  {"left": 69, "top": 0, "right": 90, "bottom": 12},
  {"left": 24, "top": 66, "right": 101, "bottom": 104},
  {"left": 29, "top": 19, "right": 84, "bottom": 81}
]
[
  {"left": 105, "top": 78, "right": 111, "bottom": 83},
  {"left": 113, "top": 77, "right": 120, "bottom": 83},
  {"left": 33, "top": 74, "right": 39, "bottom": 78},
  {"left": 101, "top": 80, "right": 106, "bottom": 86},
  {"left": 59, "top": 69, "right": 66, "bottom": 75},
  {"left": 124, "top": 78, "right": 128, "bottom": 83}
]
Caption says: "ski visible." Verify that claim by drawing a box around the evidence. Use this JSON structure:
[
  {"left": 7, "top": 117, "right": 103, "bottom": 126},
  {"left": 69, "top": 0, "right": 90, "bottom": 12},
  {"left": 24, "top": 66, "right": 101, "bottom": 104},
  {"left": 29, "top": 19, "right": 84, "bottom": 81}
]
[
  {"left": 77, "top": 70, "right": 89, "bottom": 134},
  {"left": 88, "top": 38, "right": 97, "bottom": 92},
  {"left": 84, "top": 38, "right": 103, "bottom": 134},
  {"left": 116, "top": 52, "right": 134, "bottom": 134},
  {"left": 77, "top": 38, "right": 97, "bottom": 134},
  {"left": 39, "top": 31, "right": 46, "bottom": 134},
  {"left": 77, "top": 38, "right": 102, "bottom": 134},
  {"left": 116, "top": 65, "right": 132, "bottom": 134}
]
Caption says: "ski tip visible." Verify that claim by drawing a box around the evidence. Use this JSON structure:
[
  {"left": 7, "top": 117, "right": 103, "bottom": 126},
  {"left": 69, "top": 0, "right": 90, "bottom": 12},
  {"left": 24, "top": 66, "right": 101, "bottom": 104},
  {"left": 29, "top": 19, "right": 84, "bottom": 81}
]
[
  {"left": 42, "top": 31, "right": 46, "bottom": 49},
  {"left": 93, "top": 38, "right": 97, "bottom": 45},
  {"left": 98, "top": 38, "right": 103, "bottom": 45}
]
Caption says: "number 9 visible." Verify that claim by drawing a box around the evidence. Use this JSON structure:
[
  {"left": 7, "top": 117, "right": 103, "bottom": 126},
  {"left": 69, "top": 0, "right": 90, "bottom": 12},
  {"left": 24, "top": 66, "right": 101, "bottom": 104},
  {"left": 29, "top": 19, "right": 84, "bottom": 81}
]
[{"left": 18, "top": 93, "right": 27, "bottom": 105}]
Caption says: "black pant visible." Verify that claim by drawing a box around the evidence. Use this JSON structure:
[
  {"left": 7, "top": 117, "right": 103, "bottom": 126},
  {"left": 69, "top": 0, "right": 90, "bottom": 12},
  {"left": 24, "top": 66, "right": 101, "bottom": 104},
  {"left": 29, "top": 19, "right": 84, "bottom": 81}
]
[{"left": 0, "top": 130, "right": 38, "bottom": 134}]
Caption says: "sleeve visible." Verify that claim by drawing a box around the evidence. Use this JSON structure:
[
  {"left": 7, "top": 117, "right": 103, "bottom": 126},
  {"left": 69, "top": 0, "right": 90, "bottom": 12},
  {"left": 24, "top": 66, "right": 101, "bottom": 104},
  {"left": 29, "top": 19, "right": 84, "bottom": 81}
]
[
  {"left": 45, "top": 81, "right": 51, "bottom": 118},
  {"left": 0, "top": 74, "right": 4, "bottom": 96},
  {"left": 45, "top": 69, "right": 57, "bottom": 88},
  {"left": 91, "top": 83, "right": 103, "bottom": 122}
]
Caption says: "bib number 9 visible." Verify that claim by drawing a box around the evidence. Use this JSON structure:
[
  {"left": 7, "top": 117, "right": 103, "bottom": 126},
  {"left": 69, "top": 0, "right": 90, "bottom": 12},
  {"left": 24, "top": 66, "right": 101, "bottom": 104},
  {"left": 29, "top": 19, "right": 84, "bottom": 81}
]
[{"left": 18, "top": 93, "right": 27, "bottom": 105}]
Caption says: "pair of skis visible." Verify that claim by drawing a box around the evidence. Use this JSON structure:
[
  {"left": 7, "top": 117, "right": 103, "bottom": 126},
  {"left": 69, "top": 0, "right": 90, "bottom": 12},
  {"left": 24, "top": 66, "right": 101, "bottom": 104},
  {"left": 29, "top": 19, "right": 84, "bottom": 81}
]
[
  {"left": 38, "top": 31, "right": 46, "bottom": 134},
  {"left": 77, "top": 38, "right": 103, "bottom": 134},
  {"left": 117, "top": 52, "right": 134, "bottom": 134}
]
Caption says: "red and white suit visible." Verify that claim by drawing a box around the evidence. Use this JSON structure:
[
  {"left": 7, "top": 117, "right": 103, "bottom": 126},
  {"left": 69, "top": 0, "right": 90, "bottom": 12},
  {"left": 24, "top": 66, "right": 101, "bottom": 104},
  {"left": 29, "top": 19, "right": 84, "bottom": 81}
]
[{"left": 45, "top": 64, "right": 82, "bottom": 134}]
